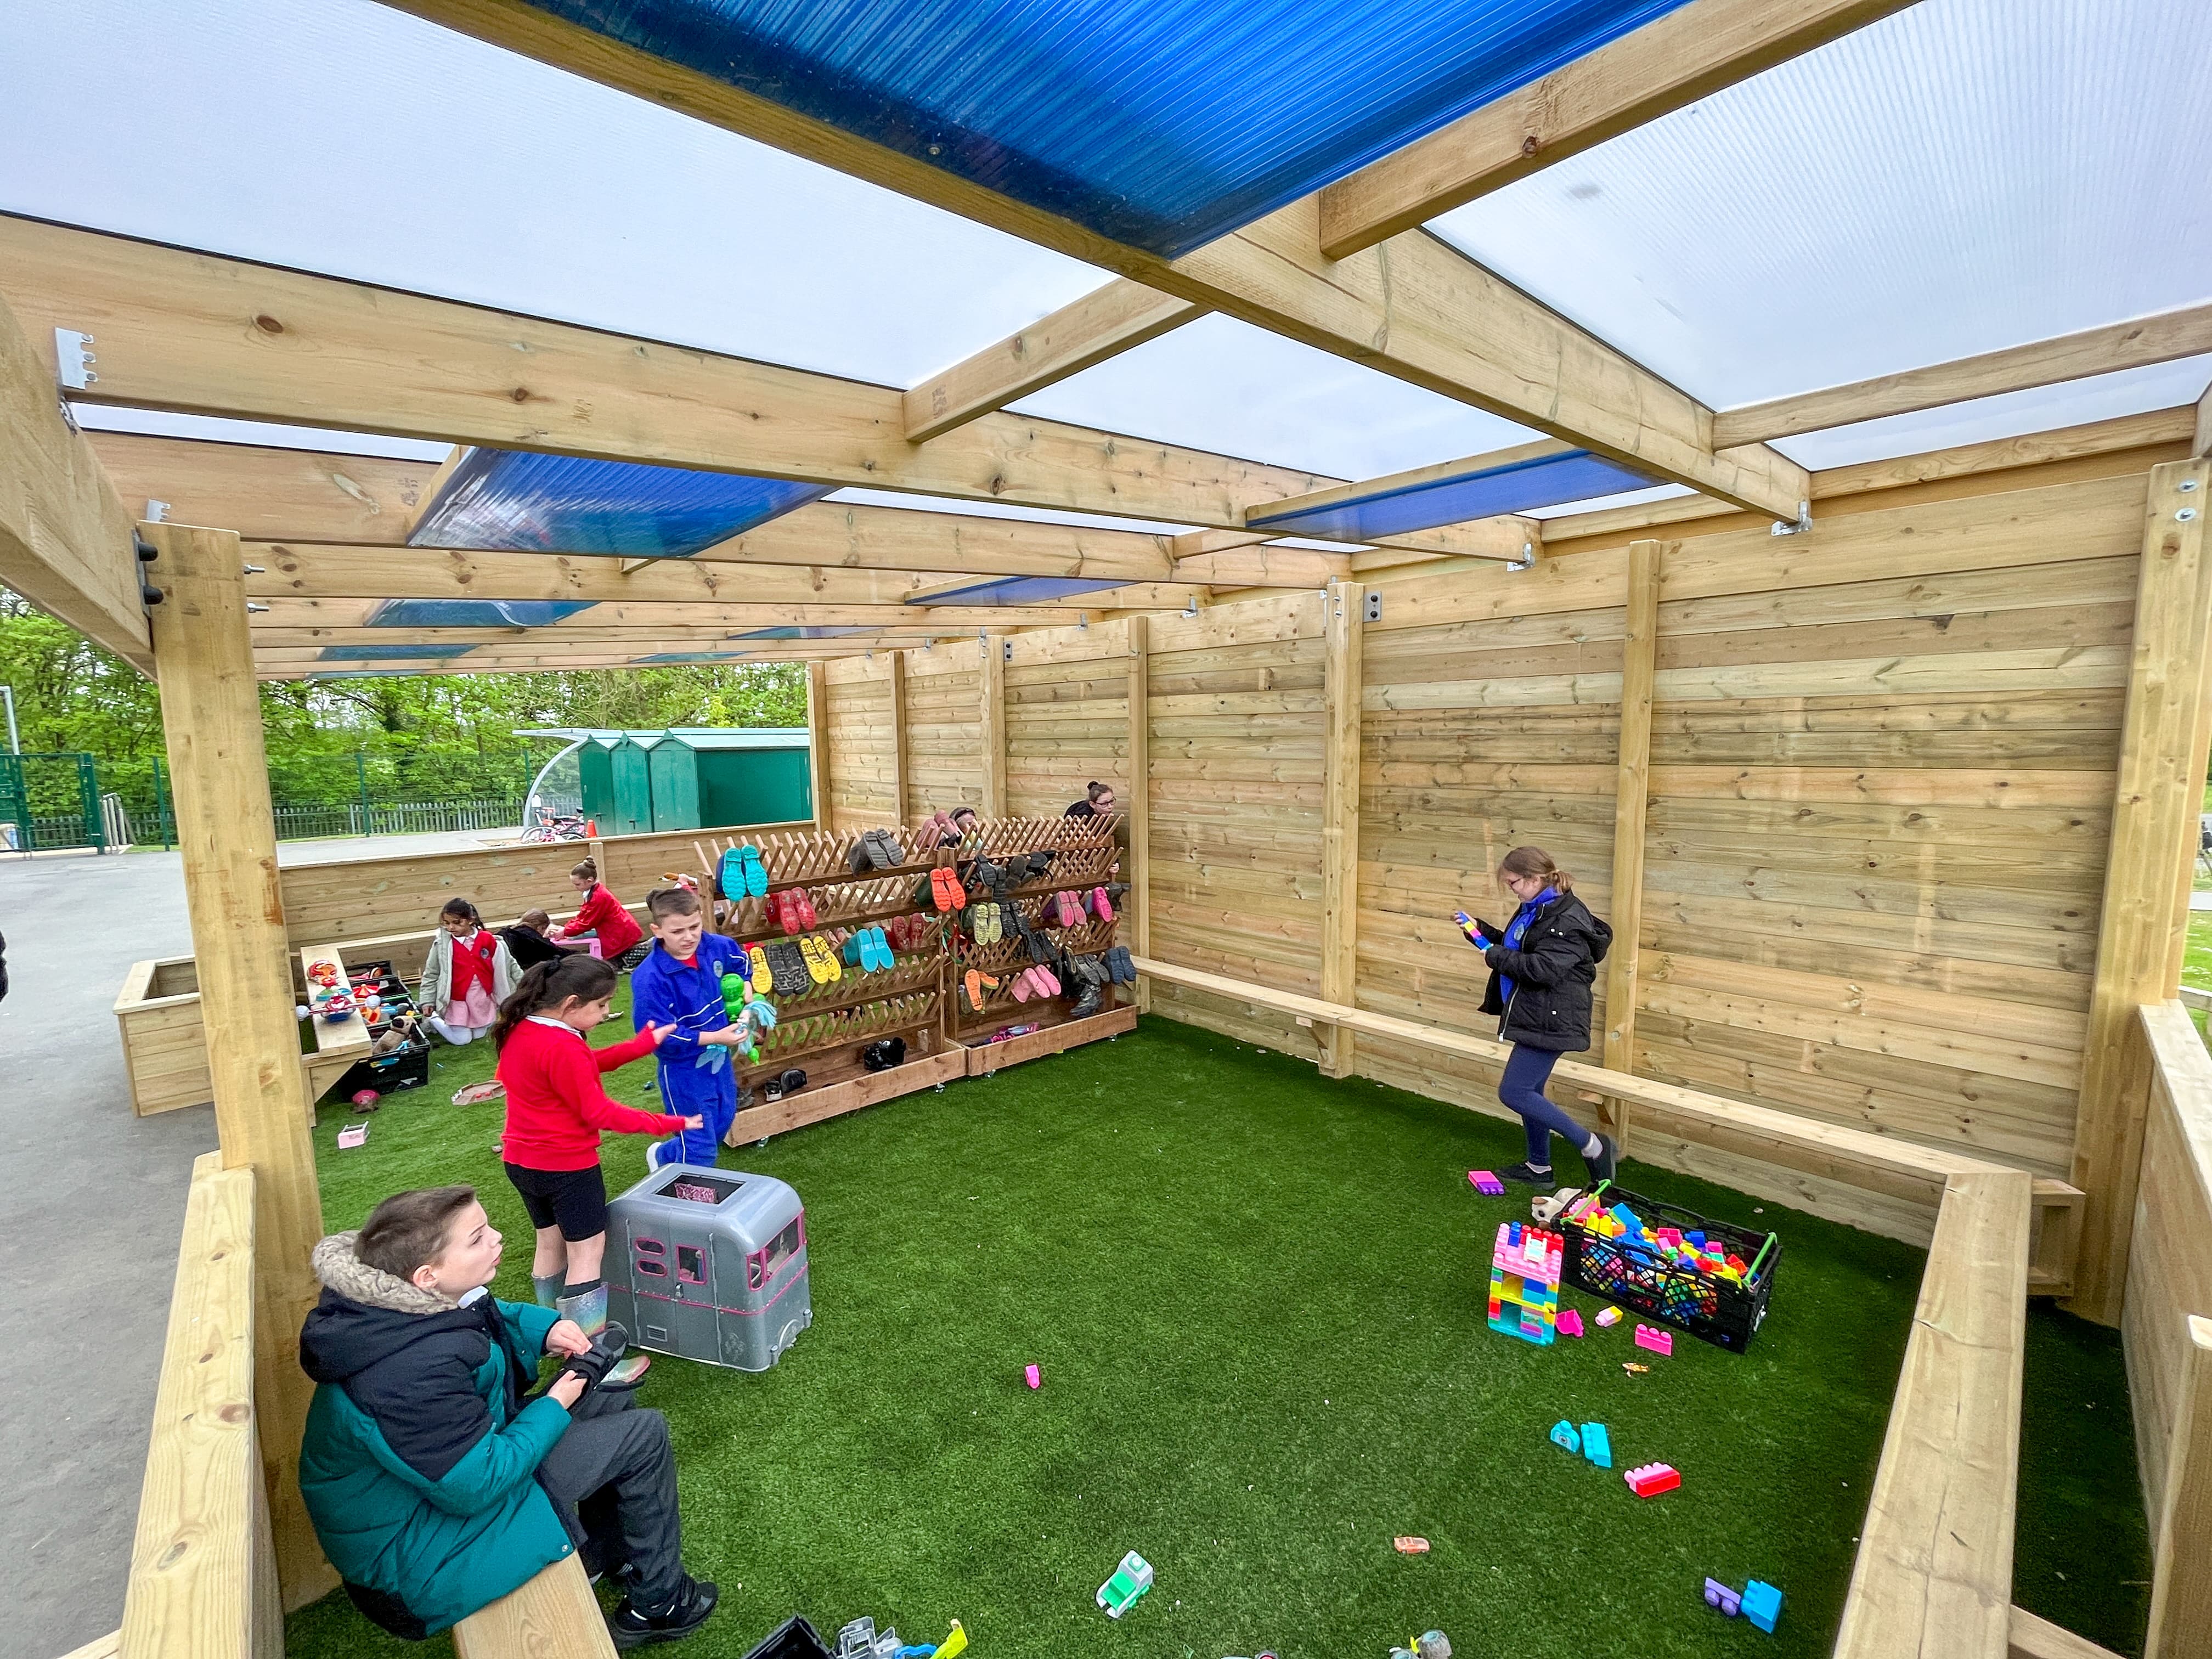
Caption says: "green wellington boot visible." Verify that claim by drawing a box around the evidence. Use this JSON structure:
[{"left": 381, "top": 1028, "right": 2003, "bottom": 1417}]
[
  {"left": 533, "top": 1273, "right": 566, "bottom": 1308},
  {"left": 556, "top": 1282, "right": 650, "bottom": 1389}
]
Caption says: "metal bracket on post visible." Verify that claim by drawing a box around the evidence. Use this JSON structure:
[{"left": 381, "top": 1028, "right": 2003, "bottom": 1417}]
[
  {"left": 54, "top": 328, "right": 97, "bottom": 390},
  {"left": 1769, "top": 500, "right": 1814, "bottom": 537},
  {"left": 1509, "top": 537, "right": 1537, "bottom": 570},
  {"left": 1002, "top": 638, "right": 1013, "bottom": 661},
  {"left": 1362, "top": 590, "right": 1383, "bottom": 623},
  {"left": 133, "top": 532, "right": 163, "bottom": 607}
]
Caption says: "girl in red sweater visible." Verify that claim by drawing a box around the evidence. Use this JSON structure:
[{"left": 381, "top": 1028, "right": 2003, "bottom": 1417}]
[
  {"left": 493, "top": 954, "right": 700, "bottom": 1311},
  {"left": 557, "top": 859, "right": 647, "bottom": 969}
]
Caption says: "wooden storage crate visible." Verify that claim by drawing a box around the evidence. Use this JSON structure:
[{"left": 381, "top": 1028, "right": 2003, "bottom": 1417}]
[{"left": 114, "top": 957, "right": 212, "bottom": 1117}]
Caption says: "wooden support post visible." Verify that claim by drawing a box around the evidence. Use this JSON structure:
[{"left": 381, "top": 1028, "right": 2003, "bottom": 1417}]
[
  {"left": 1599, "top": 539, "right": 1664, "bottom": 1145},
  {"left": 1126, "top": 614, "right": 1151, "bottom": 1014},
  {"left": 2145, "top": 1314, "right": 2212, "bottom": 1659},
  {"left": 144, "top": 522, "right": 332, "bottom": 1608},
  {"left": 1318, "top": 579, "right": 1364, "bottom": 1076},
  {"left": 885, "top": 651, "right": 909, "bottom": 823},
  {"left": 805, "top": 660, "right": 833, "bottom": 832},
  {"left": 980, "top": 635, "right": 1007, "bottom": 816},
  {"left": 2068, "top": 459, "right": 2212, "bottom": 1324}
]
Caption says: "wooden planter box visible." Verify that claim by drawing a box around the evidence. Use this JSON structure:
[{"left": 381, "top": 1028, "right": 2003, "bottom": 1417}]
[{"left": 114, "top": 957, "right": 212, "bottom": 1117}]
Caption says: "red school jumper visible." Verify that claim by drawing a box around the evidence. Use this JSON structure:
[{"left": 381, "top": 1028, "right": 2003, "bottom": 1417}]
[
  {"left": 559, "top": 883, "right": 644, "bottom": 959},
  {"left": 498, "top": 1017, "right": 680, "bottom": 1171}
]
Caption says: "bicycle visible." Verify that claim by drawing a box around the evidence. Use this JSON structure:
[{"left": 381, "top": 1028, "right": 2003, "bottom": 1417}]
[{"left": 519, "top": 806, "right": 590, "bottom": 843}]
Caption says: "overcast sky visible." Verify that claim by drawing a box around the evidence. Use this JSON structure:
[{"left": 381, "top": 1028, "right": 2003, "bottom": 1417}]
[{"left": 3, "top": 0, "right": 2209, "bottom": 519}]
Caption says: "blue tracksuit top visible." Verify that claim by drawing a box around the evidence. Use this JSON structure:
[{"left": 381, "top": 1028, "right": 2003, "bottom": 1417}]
[{"left": 629, "top": 936, "right": 746, "bottom": 1120}]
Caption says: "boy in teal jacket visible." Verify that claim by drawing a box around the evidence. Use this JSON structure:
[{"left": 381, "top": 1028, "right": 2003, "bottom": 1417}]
[{"left": 297, "top": 1186, "right": 718, "bottom": 1647}]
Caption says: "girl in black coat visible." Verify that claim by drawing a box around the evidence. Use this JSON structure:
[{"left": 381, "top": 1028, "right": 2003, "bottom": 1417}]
[{"left": 1464, "top": 845, "right": 1620, "bottom": 1187}]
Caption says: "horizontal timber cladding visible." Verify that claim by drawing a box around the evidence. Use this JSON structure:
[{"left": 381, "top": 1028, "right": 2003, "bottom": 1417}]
[
  {"left": 1142, "top": 591, "right": 1334, "bottom": 1060},
  {"left": 823, "top": 654, "right": 901, "bottom": 831},
  {"left": 904, "top": 639, "right": 988, "bottom": 817},
  {"left": 1004, "top": 618, "right": 1131, "bottom": 819}
]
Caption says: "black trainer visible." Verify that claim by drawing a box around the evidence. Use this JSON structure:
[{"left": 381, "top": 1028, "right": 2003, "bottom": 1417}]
[
  {"left": 1498, "top": 1162, "right": 1555, "bottom": 1185},
  {"left": 1584, "top": 1134, "right": 1620, "bottom": 1186},
  {"left": 611, "top": 1574, "right": 719, "bottom": 1649}
]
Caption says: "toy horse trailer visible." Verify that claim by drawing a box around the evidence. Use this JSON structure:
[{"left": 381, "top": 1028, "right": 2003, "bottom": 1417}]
[{"left": 606, "top": 1164, "right": 811, "bottom": 1371}]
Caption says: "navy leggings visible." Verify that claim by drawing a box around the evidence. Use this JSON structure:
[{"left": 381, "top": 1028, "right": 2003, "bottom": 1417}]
[{"left": 1498, "top": 1043, "right": 1593, "bottom": 1167}]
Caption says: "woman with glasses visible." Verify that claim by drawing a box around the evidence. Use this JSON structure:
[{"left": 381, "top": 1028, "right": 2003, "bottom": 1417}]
[
  {"left": 1464, "top": 845, "right": 1619, "bottom": 1188},
  {"left": 1064, "top": 781, "right": 1116, "bottom": 818}
]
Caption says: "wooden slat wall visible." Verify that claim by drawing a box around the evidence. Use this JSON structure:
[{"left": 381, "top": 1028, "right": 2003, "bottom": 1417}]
[
  {"left": 1139, "top": 593, "right": 1333, "bottom": 1059},
  {"left": 1004, "top": 620, "right": 1130, "bottom": 818},
  {"left": 905, "top": 640, "right": 988, "bottom": 817},
  {"left": 822, "top": 654, "right": 901, "bottom": 831}
]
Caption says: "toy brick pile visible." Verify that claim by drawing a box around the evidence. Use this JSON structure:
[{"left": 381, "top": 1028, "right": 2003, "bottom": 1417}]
[{"left": 1561, "top": 1191, "right": 1748, "bottom": 1323}]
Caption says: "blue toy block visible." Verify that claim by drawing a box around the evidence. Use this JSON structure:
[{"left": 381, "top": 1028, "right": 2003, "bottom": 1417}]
[
  {"left": 1579, "top": 1421, "right": 1611, "bottom": 1469},
  {"left": 1741, "top": 1579, "right": 1782, "bottom": 1634},
  {"left": 1549, "top": 1419, "right": 1580, "bottom": 1454}
]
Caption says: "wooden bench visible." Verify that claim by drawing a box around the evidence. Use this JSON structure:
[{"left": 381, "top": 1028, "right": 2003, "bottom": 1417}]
[{"left": 451, "top": 1554, "right": 614, "bottom": 1659}]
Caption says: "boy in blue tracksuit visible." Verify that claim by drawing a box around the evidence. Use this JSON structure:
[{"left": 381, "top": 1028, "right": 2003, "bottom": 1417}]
[{"left": 627, "top": 888, "right": 749, "bottom": 1167}]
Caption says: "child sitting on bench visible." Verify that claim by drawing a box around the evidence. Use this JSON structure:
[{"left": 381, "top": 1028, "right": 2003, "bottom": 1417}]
[{"left": 298, "top": 1184, "right": 720, "bottom": 1646}]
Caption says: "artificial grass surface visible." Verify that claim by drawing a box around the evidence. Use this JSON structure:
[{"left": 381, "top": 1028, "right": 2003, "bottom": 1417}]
[{"left": 288, "top": 999, "right": 2152, "bottom": 1658}]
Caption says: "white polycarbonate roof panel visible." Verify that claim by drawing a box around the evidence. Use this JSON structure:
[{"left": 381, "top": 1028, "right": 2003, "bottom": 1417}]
[
  {"left": 1430, "top": 0, "right": 2212, "bottom": 452},
  {"left": 0, "top": 0, "right": 1107, "bottom": 387}
]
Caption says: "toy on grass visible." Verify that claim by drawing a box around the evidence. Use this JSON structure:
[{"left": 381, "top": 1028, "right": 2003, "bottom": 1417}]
[
  {"left": 1024, "top": 1363, "right": 1041, "bottom": 1389},
  {"left": 1741, "top": 1581, "right": 1782, "bottom": 1634},
  {"left": 350, "top": 1089, "right": 381, "bottom": 1114},
  {"left": 1579, "top": 1421, "right": 1611, "bottom": 1469},
  {"left": 1703, "top": 1578, "right": 1742, "bottom": 1617},
  {"left": 1550, "top": 1420, "right": 1581, "bottom": 1455},
  {"left": 1487, "top": 1221, "right": 1564, "bottom": 1346},
  {"left": 452, "top": 1079, "right": 505, "bottom": 1105},
  {"left": 1622, "top": 1362, "right": 1649, "bottom": 1374},
  {"left": 1468, "top": 1170, "right": 1504, "bottom": 1196},
  {"left": 935, "top": 1623, "right": 968, "bottom": 1659},
  {"left": 1392, "top": 1536, "right": 1430, "bottom": 1554},
  {"left": 1557, "top": 1308, "right": 1584, "bottom": 1338},
  {"left": 1390, "top": 1632, "right": 1451, "bottom": 1659},
  {"left": 1624, "top": 1462, "right": 1680, "bottom": 1498},
  {"left": 1634, "top": 1323, "right": 1674, "bottom": 1357},
  {"left": 336, "top": 1124, "right": 368, "bottom": 1149},
  {"left": 1595, "top": 1306, "right": 1622, "bottom": 1328},
  {"left": 1097, "top": 1550, "right": 1153, "bottom": 1618},
  {"left": 836, "top": 1617, "right": 900, "bottom": 1659}
]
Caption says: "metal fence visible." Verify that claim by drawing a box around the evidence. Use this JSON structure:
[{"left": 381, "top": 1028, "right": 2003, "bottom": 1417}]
[{"left": 137, "top": 796, "right": 532, "bottom": 845}]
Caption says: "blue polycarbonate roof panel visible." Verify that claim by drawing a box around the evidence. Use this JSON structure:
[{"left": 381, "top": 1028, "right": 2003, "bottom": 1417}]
[
  {"left": 907, "top": 575, "right": 1133, "bottom": 607},
  {"left": 364, "top": 600, "right": 599, "bottom": 629},
  {"left": 636, "top": 652, "right": 756, "bottom": 663},
  {"left": 316, "top": 643, "right": 478, "bottom": 662},
  {"left": 411, "top": 448, "right": 832, "bottom": 557},
  {"left": 1247, "top": 448, "right": 1654, "bottom": 540},
  {"left": 732, "top": 625, "right": 884, "bottom": 639},
  {"left": 519, "top": 0, "right": 1694, "bottom": 256}
]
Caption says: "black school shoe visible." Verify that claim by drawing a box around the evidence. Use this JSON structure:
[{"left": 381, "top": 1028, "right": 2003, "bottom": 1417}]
[
  {"left": 1498, "top": 1162, "right": 1555, "bottom": 1185},
  {"left": 611, "top": 1573, "right": 719, "bottom": 1649},
  {"left": 1584, "top": 1133, "right": 1620, "bottom": 1186}
]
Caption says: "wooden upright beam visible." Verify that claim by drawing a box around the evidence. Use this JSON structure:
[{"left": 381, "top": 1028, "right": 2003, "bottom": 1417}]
[
  {"left": 1714, "top": 301, "right": 2212, "bottom": 448},
  {"left": 904, "top": 284, "right": 1206, "bottom": 442},
  {"left": 885, "top": 651, "right": 910, "bottom": 823},
  {"left": 804, "top": 661, "right": 833, "bottom": 828},
  {"left": 1316, "top": 0, "right": 1916, "bottom": 258},
  {"left": 0, "top": 294, "right": 152, "bottom": 672},
  {"left": 1126, "top": 613, "right": 1151, "bottom": 1014},
  {"left": 2193, "top": 380, "right": 2211, "bottom": 460},
  {"left": 329, "top": 20, "right": 1809, "bottom": 520},
  {"left": 143, "top": 521, "right": 331, "bottom": 1608},
  {"left": 1318, "top": 579, "right": 1365, "bottom": 1077},
  {"left": 1599, "top": 539, "right": 1664, "bottom": 1136},
  {"left": 979, "top": 636, "right": 1008, "bottom": 817},
  {"left": 2068, "top": 460, "right": 2212, "bottom": 1324}
]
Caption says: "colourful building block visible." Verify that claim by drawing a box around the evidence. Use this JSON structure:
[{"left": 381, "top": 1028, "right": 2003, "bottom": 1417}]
[
  {"left": 1595, "top": 1306, "right": 1622, "bottom": 1327},
  {"left": 1549, "top": 1420, "right": 1581, "bottom": 1454},
  {"left": 1741, "top": 1580, "right": 1782, "bottom": 1633},
  {"left": 1702, "top": 1578, "right": 1741, "bottom": 1617},
  {"left": 1579, "top": 1422, "right": 1611, "bottom": 1469},
  {"left": 1624, "top": 1462, "right": 1680, "bottom": 1498},
  {"left": 1634, "top": 1323, "right": 1674, "bottom": 1356},
  {"left": 1468, "top": 1169, "right": 1505, "bottom": 1196},
  {"left": 1556, "top": 1308, "right": 1584, "bottom": 1338},
  {"left": 1487, "top": 1221, "right": 1564, "bottom": 1347},
  {"left": 1097, "top": 1551, "right": 1153, "bottom": 1618}
]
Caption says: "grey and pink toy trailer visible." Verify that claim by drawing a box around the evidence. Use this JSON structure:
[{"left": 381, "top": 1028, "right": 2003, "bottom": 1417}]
[{"left": 606, "top": 1163, "right": 811, "bottom": 1372}]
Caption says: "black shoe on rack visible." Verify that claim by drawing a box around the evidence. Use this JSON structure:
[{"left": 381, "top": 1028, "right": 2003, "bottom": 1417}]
[{"left": 610, "top": 1574, "right": 719, "bottom": 1649}]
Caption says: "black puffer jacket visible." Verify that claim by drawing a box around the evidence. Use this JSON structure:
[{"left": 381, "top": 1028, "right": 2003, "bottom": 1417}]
[{"left": 1477, "top": 891, "right": 1612, "bottom": 1053}]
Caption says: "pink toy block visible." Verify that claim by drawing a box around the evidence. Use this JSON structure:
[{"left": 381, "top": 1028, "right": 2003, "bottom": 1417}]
[
  {"left": 1468, "top": 1170, "right": 1505, "bottom": 1196},
  {"left": 1624, "top": 1463, "right": 1680, "bottom": 1498},
  {"left": 1025, "top": 1364, "right": 1041, "bottom": 1390},
  {"left": 1634, "top": 1324, "right": 1674, "bottom": 1356},
  {"left": 1557, "top": 1309, "right": 1584, "bottom": 1338}
]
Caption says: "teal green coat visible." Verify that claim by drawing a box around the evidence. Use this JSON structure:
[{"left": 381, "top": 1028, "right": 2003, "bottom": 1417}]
[{"left": 297, "top": 1234, "right": 575, "bottom": 1635}]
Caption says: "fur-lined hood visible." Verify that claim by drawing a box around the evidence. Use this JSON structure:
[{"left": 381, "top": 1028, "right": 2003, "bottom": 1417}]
[{"left": 311, "top": 1230, "right": 456, "bottom": 1314}]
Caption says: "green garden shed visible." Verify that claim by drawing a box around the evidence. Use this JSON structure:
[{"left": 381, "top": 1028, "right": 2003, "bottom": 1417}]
[{"left": 554, "top": 728, "right": 812, "bottom": 836}]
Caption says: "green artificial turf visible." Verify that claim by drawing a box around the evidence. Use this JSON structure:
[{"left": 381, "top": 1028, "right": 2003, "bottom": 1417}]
[{"left": 287, "top": 1002, "right": 2152, "bottom": 1658}]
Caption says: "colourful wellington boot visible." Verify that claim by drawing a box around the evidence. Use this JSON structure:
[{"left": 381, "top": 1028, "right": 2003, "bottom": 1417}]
[
  {"left": 533, "top": 1273, "right": 566, "bottom": 1308},
  {"left": 738, "top": 844, "right": 769, "bottom": 898},
  {"left": 556, "top": 1283, "right": 648, "bottom": 1390},
  {"left": 748, "top": 945, "right": 774, "bottom": 993}
]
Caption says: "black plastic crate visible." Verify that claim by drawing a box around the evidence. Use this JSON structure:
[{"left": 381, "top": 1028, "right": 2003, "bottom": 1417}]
[
  {"left": 330, "top": 1030, "right": 431, "bottom": 1103},
  {"left": 743, "top": 1617, "right": 832, "bottom": 1659},
  {"left": 1556, "top": 1181, "right": 1780, "bottom": 1352}
]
